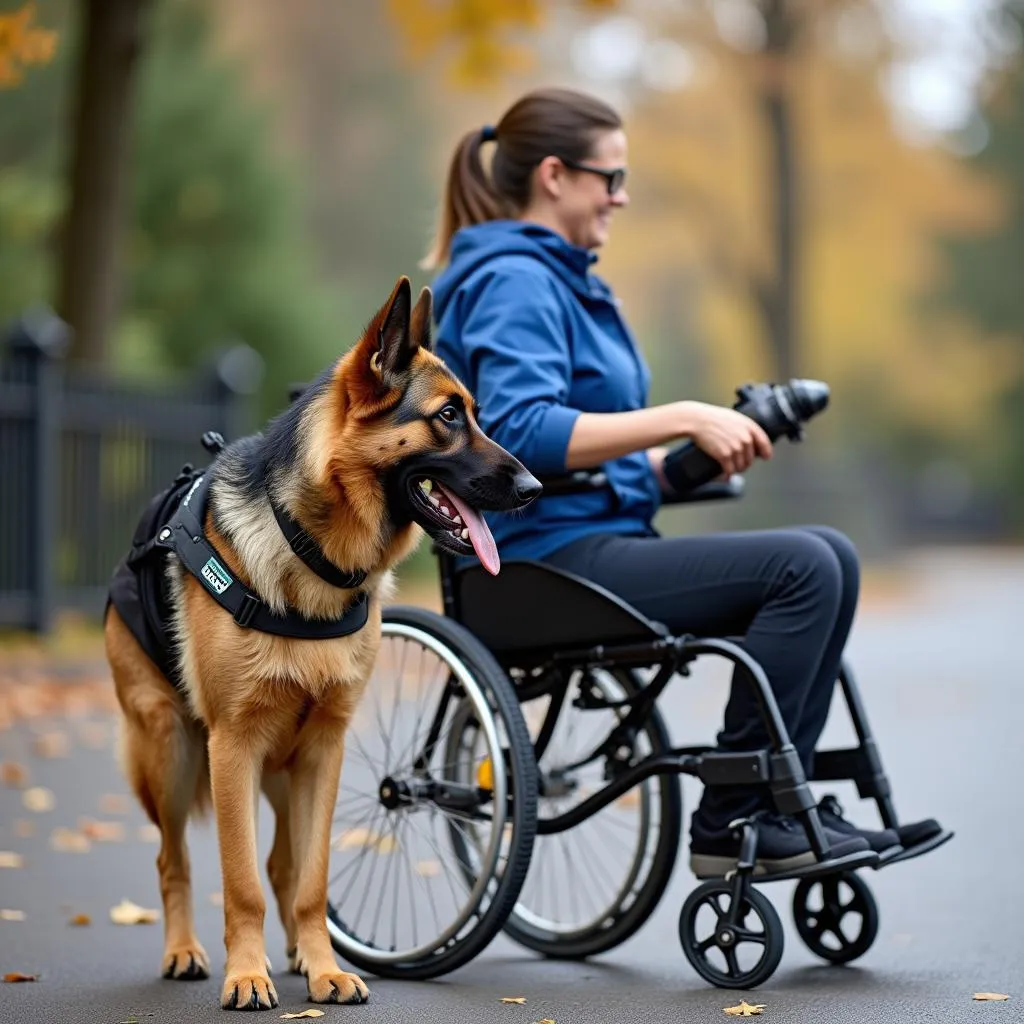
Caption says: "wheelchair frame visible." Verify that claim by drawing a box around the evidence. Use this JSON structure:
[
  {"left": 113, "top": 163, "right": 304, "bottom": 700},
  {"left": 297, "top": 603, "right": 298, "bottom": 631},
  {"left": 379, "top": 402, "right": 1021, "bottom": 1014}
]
[{"left": 423, "top": 471, "right": 952, "bottom": 985}]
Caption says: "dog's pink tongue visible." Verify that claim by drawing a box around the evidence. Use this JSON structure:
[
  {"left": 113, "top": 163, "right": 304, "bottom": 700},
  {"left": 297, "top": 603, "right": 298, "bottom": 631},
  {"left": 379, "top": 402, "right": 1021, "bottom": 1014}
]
[{"left": 436, "top": 485, "right": 500, "bottom": 576}]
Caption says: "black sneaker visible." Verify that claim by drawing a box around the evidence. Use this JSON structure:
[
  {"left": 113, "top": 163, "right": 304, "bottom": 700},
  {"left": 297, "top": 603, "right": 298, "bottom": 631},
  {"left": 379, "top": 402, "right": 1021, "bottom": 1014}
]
[
  {"left": 689, "top": 809, "right": 872, "bottom": 879},
  {"left": 895, "top": 817, "right": 943, "bottom": 848},
  {"left": 817, "top": 795, "right": 901, "bottom": 855}
]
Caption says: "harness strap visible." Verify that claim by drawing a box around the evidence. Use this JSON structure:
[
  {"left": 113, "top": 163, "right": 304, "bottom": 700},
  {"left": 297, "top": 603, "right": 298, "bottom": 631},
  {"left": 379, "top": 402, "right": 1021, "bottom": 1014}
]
[
  {"left": 268, "top": 493, "right": 367, "bottom": 589},
  {"left": 160, "top": 473, "right": 370, "bottom": 640}
]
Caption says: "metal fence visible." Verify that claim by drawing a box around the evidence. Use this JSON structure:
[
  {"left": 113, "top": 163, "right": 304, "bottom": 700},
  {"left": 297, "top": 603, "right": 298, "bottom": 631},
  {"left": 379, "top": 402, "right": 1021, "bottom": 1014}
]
[{"left": 0, "top": 309, "right": 262, "bottom": 633}]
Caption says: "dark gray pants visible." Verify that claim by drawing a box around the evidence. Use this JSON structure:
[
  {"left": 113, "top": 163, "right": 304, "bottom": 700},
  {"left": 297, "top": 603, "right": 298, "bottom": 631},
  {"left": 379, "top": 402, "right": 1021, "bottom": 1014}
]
[{"left": 543, "top": 525, "right": 860, "bottom": 832}]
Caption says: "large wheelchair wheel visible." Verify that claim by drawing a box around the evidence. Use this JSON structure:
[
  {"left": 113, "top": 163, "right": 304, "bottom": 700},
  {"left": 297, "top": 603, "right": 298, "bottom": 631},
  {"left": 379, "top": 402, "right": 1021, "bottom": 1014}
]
[
  {"left": 325, "top": 606, "right": 538, "bottom": 980},
  {"left": 498, "top": 666, "right": 682, "bottom": 958}
]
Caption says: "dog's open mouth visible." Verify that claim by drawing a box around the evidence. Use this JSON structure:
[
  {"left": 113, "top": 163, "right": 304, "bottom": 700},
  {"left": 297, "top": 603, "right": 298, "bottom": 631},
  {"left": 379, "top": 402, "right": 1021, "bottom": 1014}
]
[{"left": 409, "top": 478, "right": 500, "bottom": 576}]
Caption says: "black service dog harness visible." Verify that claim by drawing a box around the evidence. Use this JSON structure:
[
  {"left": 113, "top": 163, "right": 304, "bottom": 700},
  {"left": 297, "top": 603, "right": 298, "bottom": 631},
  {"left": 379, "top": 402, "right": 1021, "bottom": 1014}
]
[{"left": 107, "top": 454, "right": 370, "bottom": 688}]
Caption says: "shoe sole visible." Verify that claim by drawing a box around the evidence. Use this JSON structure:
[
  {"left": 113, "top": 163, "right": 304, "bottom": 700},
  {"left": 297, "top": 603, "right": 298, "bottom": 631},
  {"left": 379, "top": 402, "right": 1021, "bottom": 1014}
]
[{"left": 690, "top": 850, "right": 818, "bottom": 879}]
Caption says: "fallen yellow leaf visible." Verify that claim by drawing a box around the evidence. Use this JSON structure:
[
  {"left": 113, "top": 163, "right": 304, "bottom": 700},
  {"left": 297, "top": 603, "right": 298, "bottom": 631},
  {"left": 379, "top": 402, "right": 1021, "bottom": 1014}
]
[
  {"left": 1, "top": 909, "right": 26, "bottom": 921},
  {"left": 415, "top": 859, "right": 441, "bottom": 877},
  {"left": 68, "top": 913, "right": 91, "bottom": 926},
  {"left": 33, "top": 731, "right": 69, "bottom": 758},
  {"left": 1, "top": 761, "right": 28, "bottom": 787},
  {"left": 110, "top": 899, "right": 159, "bottom": 925},
  {"left": 533, "top": 1019, "right": 556, "bottom": 1024},
  {"left": 332, "top": 827, "right": 398, "bottom": 854},
  {"left": 724, "top": 1002, "right": 766, "bottom": 1016},
  {"left": 974, "top": 993, "right": 1010, "bottom": 1001},
  {"left": 50, "top": 827, "right": 91, "bottom": 853},
  {"left": 209, "top": 892, "right": 224, "bottom": 907},
  {"left": 22, "top": 786, "right": 55, "bottom": 812},
  {"left": 98, "top": 793, "right": 131, "bottom": 815},
  {"left": 3, "top": 972, "right": 38, "bottom": 983},
  {"left": 137, "top": 824, "right": 160, "bottom": 843},
  {"left": 80, "top": 818, "right": 125, "bottom": 842},
  {"left": 280, "top": 1011, "right": 325, "bottom": 1019},
  {"left": 500, "top": 996, "right": 527, "bottom": 1004},
  {"left": 0, "top": 851, "right": 24, "bottom": 868},
  {"left": 13, "top": 819, "right": 35, "bottom": 838}
]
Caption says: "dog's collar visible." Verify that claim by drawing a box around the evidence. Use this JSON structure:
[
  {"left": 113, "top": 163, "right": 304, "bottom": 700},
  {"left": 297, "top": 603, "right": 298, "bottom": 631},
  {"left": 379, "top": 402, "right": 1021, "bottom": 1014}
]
[
  {"left": 159, "top": 473, "right": 369, "bottom": 639},
  {"left": 268, "top": 492, "right": 368, "bottom": 590}
]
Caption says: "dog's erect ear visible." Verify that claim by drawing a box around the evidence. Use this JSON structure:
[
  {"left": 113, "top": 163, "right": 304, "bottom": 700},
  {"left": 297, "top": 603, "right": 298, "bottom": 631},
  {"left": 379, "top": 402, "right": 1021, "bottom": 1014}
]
[
  {"left": 409, "top": 286, "right": 434, "bottom": 353},
  {"left": 369, "top": 275, "right": 414, "bottom": 384}
]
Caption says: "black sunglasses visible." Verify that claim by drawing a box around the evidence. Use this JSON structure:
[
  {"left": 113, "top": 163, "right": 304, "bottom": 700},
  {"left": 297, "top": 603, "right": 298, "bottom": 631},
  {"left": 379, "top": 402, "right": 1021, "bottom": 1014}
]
[{"left": 560, "top": 158, "right": 627, "bottom": 196}]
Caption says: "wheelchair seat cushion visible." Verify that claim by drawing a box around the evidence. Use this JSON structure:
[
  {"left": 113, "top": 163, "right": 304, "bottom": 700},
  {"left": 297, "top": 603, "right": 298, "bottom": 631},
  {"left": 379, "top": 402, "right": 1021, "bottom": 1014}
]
[{"left": 453, "top": 560, "right": 669, "bottom": 657}]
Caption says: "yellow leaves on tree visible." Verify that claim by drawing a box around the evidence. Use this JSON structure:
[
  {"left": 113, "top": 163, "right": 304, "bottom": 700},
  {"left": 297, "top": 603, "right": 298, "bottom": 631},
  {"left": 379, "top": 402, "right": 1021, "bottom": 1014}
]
[{"left": 0, "top": 3, "right": 58, "bottom": 88}]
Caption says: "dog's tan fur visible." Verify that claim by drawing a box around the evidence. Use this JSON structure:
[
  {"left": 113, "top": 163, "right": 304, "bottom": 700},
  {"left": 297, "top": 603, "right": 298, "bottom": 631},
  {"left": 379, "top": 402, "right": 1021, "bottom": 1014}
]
[{"left": 105, "top": 277, "right": 487, "bottom": 1010}]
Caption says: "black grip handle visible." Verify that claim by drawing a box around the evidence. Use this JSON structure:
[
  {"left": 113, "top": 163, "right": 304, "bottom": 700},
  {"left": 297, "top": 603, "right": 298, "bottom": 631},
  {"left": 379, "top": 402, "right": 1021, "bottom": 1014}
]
[{"left": 661, "top": 442, "right": 724, "bottom": 495}]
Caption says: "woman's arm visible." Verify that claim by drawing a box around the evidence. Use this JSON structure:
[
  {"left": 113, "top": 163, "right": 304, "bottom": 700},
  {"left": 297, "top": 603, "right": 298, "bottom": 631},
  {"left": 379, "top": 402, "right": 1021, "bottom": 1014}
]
[{"left": 567, "top": 403, "right": 772, "bottom": 477}]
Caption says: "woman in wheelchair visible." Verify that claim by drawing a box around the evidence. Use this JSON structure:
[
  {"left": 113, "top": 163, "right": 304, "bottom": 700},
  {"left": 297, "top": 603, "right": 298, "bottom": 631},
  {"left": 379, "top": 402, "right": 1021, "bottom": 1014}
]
[{"left": 425, "top": 87, "right": 941, "bottom": 880}]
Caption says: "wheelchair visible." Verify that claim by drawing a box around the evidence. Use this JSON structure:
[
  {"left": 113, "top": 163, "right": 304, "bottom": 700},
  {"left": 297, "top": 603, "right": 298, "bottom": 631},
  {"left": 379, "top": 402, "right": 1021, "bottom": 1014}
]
[{"left": 324, "top": 469, "right": 953, "bottom": 990}]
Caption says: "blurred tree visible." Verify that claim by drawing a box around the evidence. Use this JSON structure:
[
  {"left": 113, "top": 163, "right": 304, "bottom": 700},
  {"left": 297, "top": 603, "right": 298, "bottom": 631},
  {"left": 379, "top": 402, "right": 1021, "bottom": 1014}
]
[
  {"left": 58, "top": 0, "right": 151, "bottom": 364},
  {"left": 934, "top": 0, "right": 1024, "bottom": 526},
  {"left": 0, "top": 0, "right": 348, "bottom": 414}
]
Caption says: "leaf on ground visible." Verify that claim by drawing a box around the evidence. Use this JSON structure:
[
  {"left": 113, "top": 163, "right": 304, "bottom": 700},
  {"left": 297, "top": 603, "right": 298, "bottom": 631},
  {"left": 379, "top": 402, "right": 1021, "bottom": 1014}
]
[
  {"left": 1, "top": 909, "right": 26, "bottom": 921},
  {"left": 332, "top": 827, "right": 398, "bottom": 854},
  {"left": 533, "top": 1019, "right": 556, "bottom": 1023},
  {"left": 500, "top": 996, "right": 527, "bottom": 1004},
  {"left": 33, "top": 731, "right": 70, "bottom": 758},
  {"left": 415, "top": 859, "right": 441, "bottom": 877},
  {"left": 614, "top": 789, "right": 640, "bottom": 809},
  {"left": 99, "top": 793, "right": 131, "bottom": 815},
  {"left": 110, "top": 899, "right": 160, "bottom": 925},
  {"left": 13, "top": 819, "right": 35, "bottom": 838},
  {"left": 208, "top": 892, "right": 224, "bottom": 907},
  {"left": 68, "top": 913, "right": 92, "bottom": 926},
  {"left": 724, "top": 1002, "right": 766, "bottom": 1016},
  {"left": 280, "top": 1011, "right": 325, "bottom": 1019},
  {"left": 137, "top": 824, "right": 160, "bottom": 843},
  {"left": 0, "top": 851, "right": 24, "bottom": 868},
  {"left": 50, "top": 827, "right": 91, "bottom": 853},
  {"left": 1, "top": 761, "right": 28, "bottom": 787},
  {"left": 3, "top": 972, "right": 38, "bottom": 983},
  {"left": 22, "top": 785, "right": 55, "bottom": 812},
  {"left": 77, "top": 721, "right": 111, "bottom": 749},
  {"left": 80, "top": 818, "right": 125, "bottom": 842},
  {"left": 974, "top": 993, "right": 1010, "bottom": 1001}
]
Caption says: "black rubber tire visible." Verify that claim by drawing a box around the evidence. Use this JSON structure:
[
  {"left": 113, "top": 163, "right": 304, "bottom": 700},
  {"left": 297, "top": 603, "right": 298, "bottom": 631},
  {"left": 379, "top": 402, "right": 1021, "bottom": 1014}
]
[
  {"left": 679, "top": 880, "right": 785, "bottom": 990},
  {"left": 326, "top": 605, "right": 538, "bottom": 980},
  {"left": 792, "top": 870, "right": 879, "bottom": 964},
  {"left": 501, "top": 667, "right": 683, "bottom": 959}
]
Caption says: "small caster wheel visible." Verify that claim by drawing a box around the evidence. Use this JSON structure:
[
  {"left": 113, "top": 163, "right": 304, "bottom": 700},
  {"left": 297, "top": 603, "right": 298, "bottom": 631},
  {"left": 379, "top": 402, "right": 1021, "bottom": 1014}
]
[
  {"left": 679, "top": 880, "right": 784, "bottom": 989},
  {"left": 792, "top": 870, "right": 879, "bottom": 964}
]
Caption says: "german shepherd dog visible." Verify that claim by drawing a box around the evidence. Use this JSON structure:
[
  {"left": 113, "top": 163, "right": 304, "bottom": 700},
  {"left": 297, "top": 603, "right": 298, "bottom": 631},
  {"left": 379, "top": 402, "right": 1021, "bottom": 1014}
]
[{"left": 104, "top": 277, "right": 540, "bottom": 1010}]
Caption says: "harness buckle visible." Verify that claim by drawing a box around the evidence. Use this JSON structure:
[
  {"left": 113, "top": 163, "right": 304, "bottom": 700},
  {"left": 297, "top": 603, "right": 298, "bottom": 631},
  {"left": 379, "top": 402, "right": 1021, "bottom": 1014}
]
[{"left": 233, "top": 592, "right": 260, "bottom": 629}]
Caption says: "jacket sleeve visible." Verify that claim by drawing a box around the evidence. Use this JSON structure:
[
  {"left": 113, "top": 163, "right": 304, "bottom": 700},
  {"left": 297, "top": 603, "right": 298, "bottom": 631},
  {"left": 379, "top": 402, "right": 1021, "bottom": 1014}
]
[{"left": 451, "top": 268, "right": 581, "bottom": 476}]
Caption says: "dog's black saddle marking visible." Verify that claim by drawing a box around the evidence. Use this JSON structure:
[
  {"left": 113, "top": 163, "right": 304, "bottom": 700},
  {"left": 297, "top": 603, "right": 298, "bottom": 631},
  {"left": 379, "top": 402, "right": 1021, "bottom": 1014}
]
[{"left": 106, "top": 464, "right": 370, "bottom": 688}]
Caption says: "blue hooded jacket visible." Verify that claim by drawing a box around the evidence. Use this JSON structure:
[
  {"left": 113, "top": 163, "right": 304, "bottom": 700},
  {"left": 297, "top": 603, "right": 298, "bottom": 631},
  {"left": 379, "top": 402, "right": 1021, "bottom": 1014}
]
[{"left": 432, "top": 220, "right": 661, "bottom": 562}]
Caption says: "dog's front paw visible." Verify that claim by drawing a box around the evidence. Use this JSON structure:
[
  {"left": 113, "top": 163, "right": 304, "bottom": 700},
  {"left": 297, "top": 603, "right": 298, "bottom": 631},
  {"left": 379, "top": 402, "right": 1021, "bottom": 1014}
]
[
  {"left": 306, "top": 967, "right": 369, "bottom": 1005},
  {"left": 162, "top": 942, "right": 210, "bottom": 980},
  {"left": 221, "top": 971, "right": 279, "bottom": 1010}
]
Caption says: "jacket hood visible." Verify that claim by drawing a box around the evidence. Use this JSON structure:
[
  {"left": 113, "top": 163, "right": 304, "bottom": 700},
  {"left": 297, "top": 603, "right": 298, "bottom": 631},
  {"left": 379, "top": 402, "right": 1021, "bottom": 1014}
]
[{"left": 432, "top": 221, "right": 607, "bottom": 320}]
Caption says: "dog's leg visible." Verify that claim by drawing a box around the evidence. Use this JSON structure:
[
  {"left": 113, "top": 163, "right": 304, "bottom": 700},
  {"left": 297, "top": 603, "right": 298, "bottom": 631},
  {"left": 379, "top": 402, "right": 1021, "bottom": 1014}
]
[
  {"left": 289, "top": 719, "right": 369, "bottom": 1005},
  {"left": 106, "top": 609, "right": 210, "bottom": 981},
  {"left": 208, "top": 729, "right": 279, "bottom": 1011},
  {"left": 261, "top": 771, "right": 299, "bottom": 970}
]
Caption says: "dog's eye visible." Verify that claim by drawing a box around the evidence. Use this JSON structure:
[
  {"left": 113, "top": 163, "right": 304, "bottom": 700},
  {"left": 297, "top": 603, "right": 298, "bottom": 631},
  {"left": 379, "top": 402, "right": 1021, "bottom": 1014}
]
[{"left": 437, "top": 405, "right": 460, "bottom": 424}]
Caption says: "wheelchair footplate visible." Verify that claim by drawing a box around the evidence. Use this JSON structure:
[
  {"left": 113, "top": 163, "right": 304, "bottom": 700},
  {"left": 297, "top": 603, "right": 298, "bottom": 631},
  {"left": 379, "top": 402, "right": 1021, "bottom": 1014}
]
[{"left": 875, "top": 827, "right": 954, "bottom": 868}]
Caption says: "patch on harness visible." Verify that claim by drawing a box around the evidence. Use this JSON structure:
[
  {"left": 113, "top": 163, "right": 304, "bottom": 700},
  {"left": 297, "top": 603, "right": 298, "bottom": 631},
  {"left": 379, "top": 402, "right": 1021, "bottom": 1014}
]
[{"left": 201, "top": 556, "right": 233, "bottom": 595}]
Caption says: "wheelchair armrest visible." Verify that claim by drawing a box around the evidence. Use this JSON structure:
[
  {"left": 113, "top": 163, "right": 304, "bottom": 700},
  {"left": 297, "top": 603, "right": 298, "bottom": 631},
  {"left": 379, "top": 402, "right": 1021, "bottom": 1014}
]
[
  {"left": 661, "top": 474, "right": 746, "bottom": 505},
  {"left": 536, "top": 468, "right": 609, "bottom": 496}
]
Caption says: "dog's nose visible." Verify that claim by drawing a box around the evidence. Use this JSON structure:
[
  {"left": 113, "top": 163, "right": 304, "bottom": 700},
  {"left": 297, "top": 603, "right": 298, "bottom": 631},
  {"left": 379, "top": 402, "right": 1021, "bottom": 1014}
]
[{"left": 514, "top": 471, "right": 543, "bottom": 504}]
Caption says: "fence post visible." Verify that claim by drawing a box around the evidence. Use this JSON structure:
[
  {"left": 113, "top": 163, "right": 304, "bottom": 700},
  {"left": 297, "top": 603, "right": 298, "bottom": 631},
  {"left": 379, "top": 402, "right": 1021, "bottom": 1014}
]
[
  {"left": 210, "top": 343, "right": 264, "bottom": 443},
  {"left": 7, "top": 309, "right": 70, "bottom": 634}
]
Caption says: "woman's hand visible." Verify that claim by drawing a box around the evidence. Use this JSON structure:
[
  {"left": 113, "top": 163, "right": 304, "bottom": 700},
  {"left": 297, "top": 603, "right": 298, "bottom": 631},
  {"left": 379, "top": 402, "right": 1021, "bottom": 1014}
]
[{"left": 683, "top": 402, "right": 773, "bottom": 476}]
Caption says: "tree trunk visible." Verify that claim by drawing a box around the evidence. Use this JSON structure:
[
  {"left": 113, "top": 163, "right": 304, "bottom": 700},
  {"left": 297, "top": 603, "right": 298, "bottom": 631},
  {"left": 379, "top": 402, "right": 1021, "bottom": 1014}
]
[
  {"left": 57, "top": 0, "right": 150, "bottom": 365},
  {"left": 758, "top": 0, "right": 798, "bottom": 383}
]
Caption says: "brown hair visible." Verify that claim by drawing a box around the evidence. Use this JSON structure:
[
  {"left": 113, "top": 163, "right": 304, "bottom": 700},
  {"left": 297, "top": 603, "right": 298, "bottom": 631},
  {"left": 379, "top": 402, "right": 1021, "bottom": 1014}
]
[{"left": 422, "top": 87, "right": 622, "bottom": 270}]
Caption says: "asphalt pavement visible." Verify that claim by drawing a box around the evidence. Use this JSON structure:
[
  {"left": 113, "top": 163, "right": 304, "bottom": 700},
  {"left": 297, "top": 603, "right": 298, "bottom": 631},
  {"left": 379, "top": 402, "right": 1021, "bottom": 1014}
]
[{"left": 0, "top": 548, "right": 1021, "bottom": 1024}]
